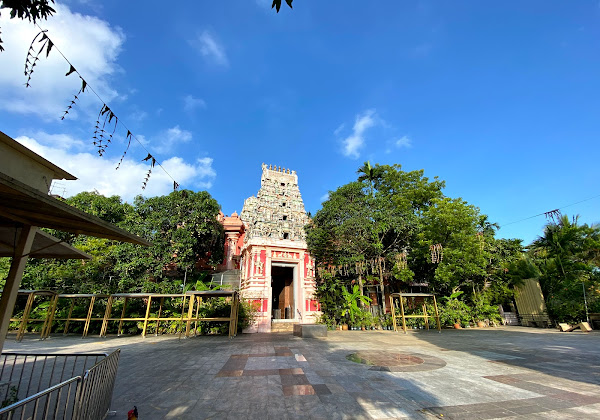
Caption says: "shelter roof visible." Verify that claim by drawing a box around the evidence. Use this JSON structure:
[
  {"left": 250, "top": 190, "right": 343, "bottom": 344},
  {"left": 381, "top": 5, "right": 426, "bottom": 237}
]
[
  {"left": 0, "top": 172, "right": 150, "bottom": 246},
  {"left": 0, "top": 228, "right": 90, "bottom": 259}
]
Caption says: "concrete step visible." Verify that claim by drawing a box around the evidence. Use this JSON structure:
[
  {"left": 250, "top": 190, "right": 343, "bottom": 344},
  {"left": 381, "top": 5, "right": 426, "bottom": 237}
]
[
  {"left": 270, "top": 322, "right": 298, "bottom": 332},
  {"left": 503, "top": 311, "right": 520, "bottom": 326}
]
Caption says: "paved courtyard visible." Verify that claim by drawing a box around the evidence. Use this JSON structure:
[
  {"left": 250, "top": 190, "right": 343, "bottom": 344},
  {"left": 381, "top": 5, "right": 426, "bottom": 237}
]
[{"left": 4, "top": 326, "right": 600, "bottom": 419}]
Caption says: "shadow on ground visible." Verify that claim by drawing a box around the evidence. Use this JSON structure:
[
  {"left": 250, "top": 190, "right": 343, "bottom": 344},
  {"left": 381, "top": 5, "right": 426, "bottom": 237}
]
[{"left": 4, "top": 326, "right": 600, "bottom": 419}]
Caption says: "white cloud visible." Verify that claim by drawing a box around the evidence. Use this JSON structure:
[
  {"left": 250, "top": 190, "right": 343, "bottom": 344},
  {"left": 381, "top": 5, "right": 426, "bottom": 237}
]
[
  {"left": 15, "top": 133, "right": 216, "bottom": 201},
  {"left": 25, "top": 130, "right": 87, "bottom": 151},
  {"left": 183, "top": 95, "right": 206, "bottom": 112},
  {"left": 193, "top": 30, "right": 228, "bottom": 66},
  {"left": 340, "top": 109, "right": 377, "bottom": 159},
  {"left": 395, "top": 135, "right": 412, "bottom": 148},
  {"left": 0, "top": 4, "right": 125, "bottom": 120},
  {"left": 333, "top": 123, "right": 345, "bottom": 136},
  {"left": 153, "top": 125, "right": 193, "bottom": 154},
  {"left": 320, "top": 192, "right": 330, "bottom": 202},
  {"left": 128, "top": 109, "right": 148, "bottom": 122}
]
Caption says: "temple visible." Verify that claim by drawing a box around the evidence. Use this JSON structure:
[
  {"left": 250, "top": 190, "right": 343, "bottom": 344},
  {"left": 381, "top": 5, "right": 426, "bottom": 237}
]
[{"left": 218, "top": 164, "right": 319, "bottom": 332}]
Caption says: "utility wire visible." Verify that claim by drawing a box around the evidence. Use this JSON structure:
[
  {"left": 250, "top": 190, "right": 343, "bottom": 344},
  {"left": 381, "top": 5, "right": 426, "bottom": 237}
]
[
  {"left": 500, "top": 193, "right": 600, "bottom": 228},
  {"left": 34, "top": 23, "right": 179, "bottom": 189}
]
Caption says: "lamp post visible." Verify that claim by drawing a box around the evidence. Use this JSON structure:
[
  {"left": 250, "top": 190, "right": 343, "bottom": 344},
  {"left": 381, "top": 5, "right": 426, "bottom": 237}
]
[{"left": 582, "top": 281, "right": 590, "bottom": 325}]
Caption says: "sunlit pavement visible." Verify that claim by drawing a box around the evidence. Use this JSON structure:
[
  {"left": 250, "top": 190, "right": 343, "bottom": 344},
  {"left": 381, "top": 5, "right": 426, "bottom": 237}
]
[{"left": 4, "top": 326, "right": 600, "bottom": 419}]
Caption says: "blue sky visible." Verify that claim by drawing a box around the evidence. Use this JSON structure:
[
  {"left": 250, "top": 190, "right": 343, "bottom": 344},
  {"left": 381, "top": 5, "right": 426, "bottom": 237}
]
[{"left": 0, "top": 1, "right": 598, "bottom": 245}]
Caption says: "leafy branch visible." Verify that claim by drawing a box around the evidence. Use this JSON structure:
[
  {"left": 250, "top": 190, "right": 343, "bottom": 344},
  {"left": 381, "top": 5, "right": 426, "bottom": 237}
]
[
  {"left": 271, "top": 0, "right": 293, "bottom": 12},
  {"left": 0, "top": 0, "right": 56, "bottom": 52}
]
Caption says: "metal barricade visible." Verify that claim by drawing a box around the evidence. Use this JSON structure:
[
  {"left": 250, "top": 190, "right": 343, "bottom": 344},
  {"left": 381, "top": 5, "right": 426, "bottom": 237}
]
[
  {"left": 73, "top": 350, "right": 120, "bottom": 420},
  {"left": 0, "top": 377, "right": 81, "bottom": 420},
  {"left": 0, "top": 353, "right": 106, "bottom": 405},
  {"left": 0, "top": 350, "right": 120, "bottom": 420}
]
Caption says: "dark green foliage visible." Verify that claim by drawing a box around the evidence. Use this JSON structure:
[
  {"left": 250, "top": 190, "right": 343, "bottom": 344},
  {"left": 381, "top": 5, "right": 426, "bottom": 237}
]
[
  {"left": 307, "top": 163, "right": 521, "bottom": 325},
  {"left": 0, "top": 0, "right": 56, "bottom": 52},
  {"left": 1, "top": 190, "right": 224, "bottom": 294},
  {"left": 313, "top": 272, "right": 347, "bottom": 325},
  {"left": 271, "top": 0, "right": 292, "bottom": 13},
  {"left": 522, "top": 215, "right": 600, "bottom": 323},
  {"left": 341, "top": 284, "right": 371, "bottom": 326}
]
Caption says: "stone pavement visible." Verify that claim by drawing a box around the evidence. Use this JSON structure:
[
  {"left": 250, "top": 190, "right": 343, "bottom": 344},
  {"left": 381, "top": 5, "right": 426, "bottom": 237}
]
[{"left": 4, "top": 326, "right": 600, "bottom": 419}]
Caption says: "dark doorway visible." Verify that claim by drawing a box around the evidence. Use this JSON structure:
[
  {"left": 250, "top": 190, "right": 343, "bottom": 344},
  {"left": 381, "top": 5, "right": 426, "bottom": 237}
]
[{"left": 271, "top": 265, "right": 294, "bottom": 319}]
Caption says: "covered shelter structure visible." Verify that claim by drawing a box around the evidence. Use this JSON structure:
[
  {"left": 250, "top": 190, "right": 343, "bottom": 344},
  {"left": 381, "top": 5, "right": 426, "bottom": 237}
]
[
  {"left": 0, "top": 130, "right": 150, "bottom": 353},
  {"left": 389, "top": 292, "right": 441, "bottom": 334}
]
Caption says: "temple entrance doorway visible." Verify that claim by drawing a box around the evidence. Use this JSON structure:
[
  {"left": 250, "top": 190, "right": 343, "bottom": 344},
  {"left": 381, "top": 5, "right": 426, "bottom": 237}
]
[{"left": 271, "top": 265, "right": 295, "bottom": 320}]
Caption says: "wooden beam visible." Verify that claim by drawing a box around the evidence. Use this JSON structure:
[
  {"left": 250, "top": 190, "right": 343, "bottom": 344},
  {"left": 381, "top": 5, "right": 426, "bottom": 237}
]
[{"left": 0, "top": 225, "right": 36, "bottom": 353}]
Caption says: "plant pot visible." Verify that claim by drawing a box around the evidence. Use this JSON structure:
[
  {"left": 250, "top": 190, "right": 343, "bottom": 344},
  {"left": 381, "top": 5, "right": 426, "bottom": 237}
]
[
  {"left": 476, "top": 321, "right": 486, "bottom": 328},
  {"left": 342, "top": 324, "right": 348, "bottom": 331},
  {"left": 453, "top": 323, "right": 462, "bottom": 329},
  {"left": 361, "top": 326, "right": 366, "bottom": 331}
]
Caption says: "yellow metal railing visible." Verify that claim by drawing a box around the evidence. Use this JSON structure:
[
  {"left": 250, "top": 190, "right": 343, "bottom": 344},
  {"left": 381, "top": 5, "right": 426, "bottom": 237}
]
[
  {"left": 389, "top": 292, "right": 441, "bottom": 334},
  {"left": 6, "top": 290, "right": 240, "bottom": 340}
]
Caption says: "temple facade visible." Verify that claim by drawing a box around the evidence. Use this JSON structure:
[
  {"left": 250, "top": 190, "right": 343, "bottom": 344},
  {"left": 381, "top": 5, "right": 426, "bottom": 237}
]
[{"left": 220, "top": 164, "right": 319, "bottom": 332}]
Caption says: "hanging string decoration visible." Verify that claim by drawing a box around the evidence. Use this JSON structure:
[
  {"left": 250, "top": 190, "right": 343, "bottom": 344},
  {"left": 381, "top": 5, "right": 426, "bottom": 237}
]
[
  {"left": 24, "top": 30, "right": 52, "bottom": 88},
  {"left": 430, "top": 244, "right": 443, "bottom": 263},
  {"left": 22, "top": 25, "right": 181, "bottom": 193},
  {"left": 92, "top": 104, "right": 118, "bottom": 156},
  {"left": 476, "top": 231, "right": 485, "bottom": 250},
  {"left": 355, "top": 261, "right": 366, "bottom": 275},
  {"left": 141, "top": 153, "right": 156, "bottom": 189},
  {"left": 115, "top": 130, "right": 133, "bottom": 170},
  {"left": 544, "top": 209, "right": 561, "bottom": 224},
  {"left": 61, "top": 66, "right": 87, "bottom": 120},
  {"left": 395, "top": 252, "right": 407, "bottom": 270}
]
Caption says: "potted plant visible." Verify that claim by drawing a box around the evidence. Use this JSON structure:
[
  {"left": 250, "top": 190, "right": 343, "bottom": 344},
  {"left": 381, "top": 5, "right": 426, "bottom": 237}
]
[
  {"left": 440, "top": 291, "right": 471, "bottom": 328},
  {"left": 341, "top": 285, "right": 372, "bottom": 330},
  {"left": 361, "top": 310, "right": 375, "bottom": 330},
  {"left": 382, "top": 314, "right": 393, "bottom": 330},
  {"left": 472, "top": 297, "right": 502, "bottom": 328}
]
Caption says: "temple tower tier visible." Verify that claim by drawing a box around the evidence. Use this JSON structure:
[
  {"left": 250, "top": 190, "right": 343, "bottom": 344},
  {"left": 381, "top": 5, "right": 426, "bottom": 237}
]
[{"left": 239, "top": 164, "right": 319, "bottom": 332}]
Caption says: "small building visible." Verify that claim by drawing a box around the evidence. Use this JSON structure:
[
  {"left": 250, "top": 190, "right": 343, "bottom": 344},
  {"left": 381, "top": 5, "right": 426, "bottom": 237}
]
[{"left": 220, "top": 164, "right": 319, "bottom": 332}]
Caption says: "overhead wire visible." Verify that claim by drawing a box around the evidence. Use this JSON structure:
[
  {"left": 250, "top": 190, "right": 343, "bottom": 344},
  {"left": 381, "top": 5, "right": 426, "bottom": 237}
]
[{"left": 500, "top": 192, "right": 600, "bottom": 228}]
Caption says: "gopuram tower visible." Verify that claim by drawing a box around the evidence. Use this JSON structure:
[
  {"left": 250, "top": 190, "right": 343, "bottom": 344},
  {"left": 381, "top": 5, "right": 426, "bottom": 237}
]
[{"left": 239, "top": 164, "right": 318, "bottom": 332}]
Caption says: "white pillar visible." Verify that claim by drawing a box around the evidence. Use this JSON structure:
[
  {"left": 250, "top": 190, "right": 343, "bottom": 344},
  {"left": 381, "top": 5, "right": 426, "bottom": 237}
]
[{"left": 0, "top": 225, "right": 37, "bottom": 353}]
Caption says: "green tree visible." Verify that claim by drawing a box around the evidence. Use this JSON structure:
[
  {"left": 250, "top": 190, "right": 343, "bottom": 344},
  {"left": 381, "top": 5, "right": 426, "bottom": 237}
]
[
  {"left": 307, "top": 162, "right": 518, "bottom": 324},
  {"left": 527, "top": 215, "right": 600, "bottom": 322},
  {"left": 307, "top": 163, "right": 445, "bottom": 315},
  {"left": 414, "top": 197, "right": 488, "bottom": 295},
  {"left": 357, "top": 160, "right": 384, "bottom": 197},
  {"left": 1, "top": 190, "right": 225, "bottom": 294},
  {"left": 123, "top": 189, "right": 225, "bottom": 288}
]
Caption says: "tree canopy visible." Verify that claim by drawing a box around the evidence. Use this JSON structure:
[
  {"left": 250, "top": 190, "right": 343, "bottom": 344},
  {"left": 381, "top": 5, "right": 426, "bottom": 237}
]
[
  {"left": 524, "top": 215, "right": 600, "bottom": 322},
  {"left": 306, "top": 162, "right": 524, "bottom": 320},
  {"left": 0, "top": 0, "right": 56, "bottom": 51},
  {"left": 0, "top": 190, "right": 224, "bottom": 294},
  {"left": 0, "top": 0, "right": 292, "bottom": 52}
]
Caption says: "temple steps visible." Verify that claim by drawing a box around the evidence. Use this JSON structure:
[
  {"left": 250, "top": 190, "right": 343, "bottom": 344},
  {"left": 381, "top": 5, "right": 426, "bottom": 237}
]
[{"left": 270, "top": 321, "right": 298, "bottom": 332}]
